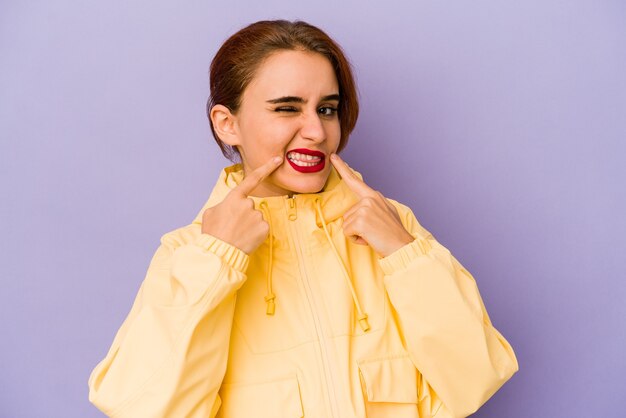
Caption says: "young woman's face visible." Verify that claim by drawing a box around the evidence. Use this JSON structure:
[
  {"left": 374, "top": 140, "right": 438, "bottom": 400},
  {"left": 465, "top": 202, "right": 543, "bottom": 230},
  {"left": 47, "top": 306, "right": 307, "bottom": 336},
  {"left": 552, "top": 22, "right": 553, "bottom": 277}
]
[{"left": 232, "top": 49, "right": 341, "bottom": 197}]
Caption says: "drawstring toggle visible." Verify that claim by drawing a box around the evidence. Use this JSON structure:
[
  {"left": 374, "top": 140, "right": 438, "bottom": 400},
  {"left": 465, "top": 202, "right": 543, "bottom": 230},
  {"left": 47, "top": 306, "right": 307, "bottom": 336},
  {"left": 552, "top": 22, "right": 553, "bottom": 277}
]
[
  {"left": 358, "top": 313, "right": 371, "bottom": 332},
  {"left": 265, "top": 293, "right": 276, "bottom": 316}
]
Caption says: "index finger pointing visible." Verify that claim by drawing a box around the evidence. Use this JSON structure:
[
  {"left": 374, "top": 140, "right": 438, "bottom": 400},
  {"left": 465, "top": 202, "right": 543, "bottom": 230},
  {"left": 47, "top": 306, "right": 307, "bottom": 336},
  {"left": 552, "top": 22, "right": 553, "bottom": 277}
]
[
  {"left": 233, "top": 155, "right": 283, "bottom": 197},
  {"left": 330, "top": 153, "right": 375, "bottom": 197}
]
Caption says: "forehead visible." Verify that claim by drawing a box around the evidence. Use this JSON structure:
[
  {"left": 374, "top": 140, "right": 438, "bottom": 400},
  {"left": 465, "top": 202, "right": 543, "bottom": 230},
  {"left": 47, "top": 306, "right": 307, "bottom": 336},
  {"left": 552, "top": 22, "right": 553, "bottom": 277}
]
[{"left": 246, "top": 49, "right": 339, "bottom": 98}]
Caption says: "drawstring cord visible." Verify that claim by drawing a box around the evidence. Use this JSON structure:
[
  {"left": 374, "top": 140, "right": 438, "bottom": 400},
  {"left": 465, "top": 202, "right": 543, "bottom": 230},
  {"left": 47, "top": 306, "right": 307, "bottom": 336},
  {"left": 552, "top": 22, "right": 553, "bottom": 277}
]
[
  {"left": 258, "top": 197, "right": 370, "bottom": 332},
  {"left": 259, "top": 201, "right": 276, "bottom": 315},
  {"left": 314, "top": 198, "right": 370, "bottom": 332}
]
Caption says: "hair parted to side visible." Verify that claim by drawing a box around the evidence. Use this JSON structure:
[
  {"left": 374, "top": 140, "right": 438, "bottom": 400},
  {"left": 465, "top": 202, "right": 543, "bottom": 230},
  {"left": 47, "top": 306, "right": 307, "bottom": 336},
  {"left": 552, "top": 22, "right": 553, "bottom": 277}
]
[{"left": 207, "top": 19, "right": 359, "bottom": 162}]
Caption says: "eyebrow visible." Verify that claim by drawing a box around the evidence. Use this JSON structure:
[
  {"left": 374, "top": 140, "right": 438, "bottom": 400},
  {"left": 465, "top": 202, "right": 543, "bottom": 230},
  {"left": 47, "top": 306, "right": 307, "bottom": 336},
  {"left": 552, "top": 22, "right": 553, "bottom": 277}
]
[{"left": 266, "top": 94, "right": 340, "bottom": 104}]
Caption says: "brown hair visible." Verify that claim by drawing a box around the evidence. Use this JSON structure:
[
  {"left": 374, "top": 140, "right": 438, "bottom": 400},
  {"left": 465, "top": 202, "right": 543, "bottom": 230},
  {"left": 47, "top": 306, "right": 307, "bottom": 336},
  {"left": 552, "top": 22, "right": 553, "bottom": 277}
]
[{"left": 207, "top": 19, "right": 359, "bottom": 162}]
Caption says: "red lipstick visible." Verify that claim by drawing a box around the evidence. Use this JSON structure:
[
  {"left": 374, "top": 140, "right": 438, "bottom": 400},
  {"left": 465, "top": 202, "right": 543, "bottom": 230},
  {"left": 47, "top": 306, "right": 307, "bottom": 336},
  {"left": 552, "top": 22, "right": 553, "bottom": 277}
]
[{"left": 286, "top": 148, "right": 326, "bottom": 173}]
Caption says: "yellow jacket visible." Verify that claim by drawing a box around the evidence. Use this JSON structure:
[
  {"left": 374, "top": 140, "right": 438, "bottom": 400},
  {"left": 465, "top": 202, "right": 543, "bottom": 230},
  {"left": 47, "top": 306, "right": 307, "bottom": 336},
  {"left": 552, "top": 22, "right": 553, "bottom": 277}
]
[{"left": 88, "top": 162, "right": 518, "bottom": 418}]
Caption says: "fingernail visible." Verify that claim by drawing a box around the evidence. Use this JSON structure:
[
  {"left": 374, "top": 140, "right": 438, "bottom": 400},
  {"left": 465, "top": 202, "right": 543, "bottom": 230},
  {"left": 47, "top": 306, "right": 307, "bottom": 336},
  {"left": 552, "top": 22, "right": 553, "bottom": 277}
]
[
  {"left": 273, "top": 156, "right": 282, "bottom": 163},
  {"left": 330, "top": 153, "right": 337, "bottom": 160}
]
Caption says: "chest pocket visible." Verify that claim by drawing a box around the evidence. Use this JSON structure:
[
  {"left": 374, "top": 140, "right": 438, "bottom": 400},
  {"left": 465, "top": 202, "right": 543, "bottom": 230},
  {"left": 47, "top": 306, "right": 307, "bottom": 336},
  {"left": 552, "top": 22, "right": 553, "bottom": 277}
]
[
  {"left": 358, "top": 354, "right": 420, "bottom": 418},
  {"left": 217, "top": 374, "right": 304, "bottom": 418}
]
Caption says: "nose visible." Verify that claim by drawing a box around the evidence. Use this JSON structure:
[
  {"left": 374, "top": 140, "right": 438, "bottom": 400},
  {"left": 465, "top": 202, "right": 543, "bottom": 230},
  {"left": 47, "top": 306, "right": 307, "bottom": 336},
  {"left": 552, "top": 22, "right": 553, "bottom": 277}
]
[{"left": 299, "top": 110, "right": 326, "bottom": 143}]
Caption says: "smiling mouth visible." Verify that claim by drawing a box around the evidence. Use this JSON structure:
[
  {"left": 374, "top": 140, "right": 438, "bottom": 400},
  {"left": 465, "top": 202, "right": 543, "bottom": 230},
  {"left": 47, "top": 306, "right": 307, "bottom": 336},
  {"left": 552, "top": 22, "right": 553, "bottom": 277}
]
[{"left": 286, "top": 149, "right": 325, "bottom": 173}]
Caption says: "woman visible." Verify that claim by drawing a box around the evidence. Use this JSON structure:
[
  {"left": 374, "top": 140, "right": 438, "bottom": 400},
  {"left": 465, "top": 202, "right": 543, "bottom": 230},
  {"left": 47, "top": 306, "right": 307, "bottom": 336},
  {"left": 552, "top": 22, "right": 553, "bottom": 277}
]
[{"left": 88, "top": 20, "right": 518, "bottom": 418}]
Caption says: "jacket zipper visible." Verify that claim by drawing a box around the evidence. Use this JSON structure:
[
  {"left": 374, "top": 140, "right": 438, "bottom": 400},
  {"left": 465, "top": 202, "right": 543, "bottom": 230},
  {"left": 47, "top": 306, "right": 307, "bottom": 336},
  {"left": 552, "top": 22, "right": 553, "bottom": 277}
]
[{"left": 285, "top": 195, "right": 339, "bottom": 418}]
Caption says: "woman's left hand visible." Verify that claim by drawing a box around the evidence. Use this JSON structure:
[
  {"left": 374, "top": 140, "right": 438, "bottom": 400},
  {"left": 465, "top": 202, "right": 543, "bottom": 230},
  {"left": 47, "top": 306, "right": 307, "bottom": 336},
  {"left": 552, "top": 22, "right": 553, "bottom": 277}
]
[{"left": 330, "top": 153, "right": 415, "bottom": 258}]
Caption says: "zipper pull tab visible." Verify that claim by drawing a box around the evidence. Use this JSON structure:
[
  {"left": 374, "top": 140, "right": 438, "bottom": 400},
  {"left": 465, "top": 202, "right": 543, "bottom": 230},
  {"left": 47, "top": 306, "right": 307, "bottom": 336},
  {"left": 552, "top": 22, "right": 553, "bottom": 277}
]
[{"left": 286, "top": 195, "right": 297, "bottom": 221}]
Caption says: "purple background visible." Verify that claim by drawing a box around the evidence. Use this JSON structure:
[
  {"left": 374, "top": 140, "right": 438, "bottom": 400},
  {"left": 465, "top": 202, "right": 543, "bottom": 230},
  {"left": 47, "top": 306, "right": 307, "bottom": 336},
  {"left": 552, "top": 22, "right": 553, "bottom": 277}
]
[{"left": 1, "top": 1, "right": 625, "bottom": 417}]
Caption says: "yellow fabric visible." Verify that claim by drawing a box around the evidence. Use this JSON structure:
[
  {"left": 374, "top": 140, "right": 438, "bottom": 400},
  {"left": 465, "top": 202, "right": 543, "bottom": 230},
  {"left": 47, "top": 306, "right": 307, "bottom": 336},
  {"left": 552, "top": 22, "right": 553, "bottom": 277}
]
[{"left": 88, "top": 162, "right": 519, "bottom": 418}]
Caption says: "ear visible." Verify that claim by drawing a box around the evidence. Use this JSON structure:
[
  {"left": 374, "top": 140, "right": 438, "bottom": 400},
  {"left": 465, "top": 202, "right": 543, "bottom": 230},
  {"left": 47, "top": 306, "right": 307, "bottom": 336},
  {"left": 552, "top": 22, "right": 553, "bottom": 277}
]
[{"left": 210, "top": 104, "right": 241, "bottom": 147}]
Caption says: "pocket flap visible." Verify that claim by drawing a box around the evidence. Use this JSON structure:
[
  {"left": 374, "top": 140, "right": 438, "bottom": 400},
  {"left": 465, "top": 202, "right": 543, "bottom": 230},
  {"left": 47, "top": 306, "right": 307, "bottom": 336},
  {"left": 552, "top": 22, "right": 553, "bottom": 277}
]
[
  {"left": 219, "top": 374, "right": 304, "bottom": 418},
  {"left": 358, "top": 354, "right": 418, "bottom": 404}
]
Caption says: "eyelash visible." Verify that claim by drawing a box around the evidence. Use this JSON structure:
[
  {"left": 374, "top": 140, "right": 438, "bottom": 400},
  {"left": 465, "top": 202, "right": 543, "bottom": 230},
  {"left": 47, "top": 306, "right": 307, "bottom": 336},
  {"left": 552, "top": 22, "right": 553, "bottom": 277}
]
[{"left": 275, "top": 106, "right": 338, "bottom": 116}]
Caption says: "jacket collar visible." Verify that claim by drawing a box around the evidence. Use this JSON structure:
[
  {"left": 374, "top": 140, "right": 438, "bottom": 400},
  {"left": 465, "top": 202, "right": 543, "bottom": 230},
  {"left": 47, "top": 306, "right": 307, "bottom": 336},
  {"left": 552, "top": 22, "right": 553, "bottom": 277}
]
[
  {"left": 191, "top": 162, "right": 372, "bottom": 332},
  {"left": 192, "top": 162, "right": 361, "bottom": 227}
]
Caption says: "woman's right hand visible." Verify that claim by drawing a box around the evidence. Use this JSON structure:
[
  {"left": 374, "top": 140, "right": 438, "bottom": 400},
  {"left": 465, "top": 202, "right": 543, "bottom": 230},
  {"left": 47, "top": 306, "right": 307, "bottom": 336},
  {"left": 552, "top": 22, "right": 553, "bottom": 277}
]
[{"left": 201, "top": 156, "right": 283, "bottom": 255}]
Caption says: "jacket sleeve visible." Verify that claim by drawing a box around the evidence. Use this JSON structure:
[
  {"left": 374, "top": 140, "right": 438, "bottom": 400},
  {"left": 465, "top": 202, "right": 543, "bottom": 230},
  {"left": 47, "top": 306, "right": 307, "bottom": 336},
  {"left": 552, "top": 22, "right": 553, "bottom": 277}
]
[
  {"left": 88, "top": 227, "right": 249, "bottom": 418},
  {"left": 377, "top": 201, "right": 519, "bottom": 418}
]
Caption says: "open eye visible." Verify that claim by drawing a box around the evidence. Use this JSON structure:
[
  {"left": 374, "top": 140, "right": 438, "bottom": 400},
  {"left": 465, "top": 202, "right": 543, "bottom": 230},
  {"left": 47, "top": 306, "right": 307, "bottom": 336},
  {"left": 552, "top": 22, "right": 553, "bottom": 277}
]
[{"left": 318, "top": 106, "right": 338, "bottom": 116}]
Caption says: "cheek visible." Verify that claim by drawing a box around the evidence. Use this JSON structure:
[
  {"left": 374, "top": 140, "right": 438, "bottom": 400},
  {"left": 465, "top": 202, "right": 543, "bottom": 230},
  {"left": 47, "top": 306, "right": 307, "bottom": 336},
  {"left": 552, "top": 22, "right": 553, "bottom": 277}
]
[
  {"left": 241, "top": 116, "right": 290, "bottom": 156},
  {"left": 261, "top": 121, "right": 301, "bottom": 151},
  {"left": 327, "top": 120, "right": 341, "bottom": 145}
]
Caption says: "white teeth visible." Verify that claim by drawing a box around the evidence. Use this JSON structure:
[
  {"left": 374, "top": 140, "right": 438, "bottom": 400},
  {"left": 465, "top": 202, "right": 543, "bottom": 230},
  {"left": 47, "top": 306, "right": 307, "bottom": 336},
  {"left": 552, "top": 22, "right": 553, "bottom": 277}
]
[
  {"left": 287, "top": 152, "right": 323, "bottom": 167},
  {"left": 288, "top": 156, "right": 321, "bottom": 167},
  {"left": 287, "top": 152, "right": 322, "bottom": 166}
]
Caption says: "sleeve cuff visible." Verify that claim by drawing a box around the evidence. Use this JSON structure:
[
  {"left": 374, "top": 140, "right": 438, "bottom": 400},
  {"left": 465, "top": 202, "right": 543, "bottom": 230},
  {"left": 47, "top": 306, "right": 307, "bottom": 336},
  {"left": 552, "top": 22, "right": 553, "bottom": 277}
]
[
  {"left": 378, "top": 237, "right": 432, "bottom": 275},
  {"left": 194, "top": 233, "right": 250, "bottom": 273}
]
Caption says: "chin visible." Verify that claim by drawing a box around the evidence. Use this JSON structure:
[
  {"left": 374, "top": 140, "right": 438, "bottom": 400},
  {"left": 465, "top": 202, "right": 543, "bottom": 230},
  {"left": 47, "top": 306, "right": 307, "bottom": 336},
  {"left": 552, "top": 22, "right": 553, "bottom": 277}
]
[
  {"left": 287, "top": 181, "right": 325, "bottom": 194},
  {"left": 280, "top": 172, "right": 329, "bottom": 195}
]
